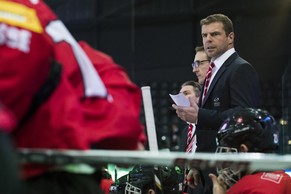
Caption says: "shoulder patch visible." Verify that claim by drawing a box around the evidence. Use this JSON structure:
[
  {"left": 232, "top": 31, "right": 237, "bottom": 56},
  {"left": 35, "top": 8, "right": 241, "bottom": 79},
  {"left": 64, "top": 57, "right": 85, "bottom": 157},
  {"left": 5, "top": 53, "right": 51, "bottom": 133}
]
[
  {"left": 260, "top": 172, "right": 283, "bottom": 184},
  {"left": 0, "top": 1, "right": 43, "bottom": 33}
]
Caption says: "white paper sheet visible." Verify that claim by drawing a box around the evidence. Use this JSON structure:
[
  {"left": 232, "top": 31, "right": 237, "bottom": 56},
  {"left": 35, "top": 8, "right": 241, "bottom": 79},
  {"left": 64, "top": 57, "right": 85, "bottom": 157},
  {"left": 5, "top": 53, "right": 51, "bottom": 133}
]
[{"left": 169, "top": 93, "right": 190, "bottom": 107}]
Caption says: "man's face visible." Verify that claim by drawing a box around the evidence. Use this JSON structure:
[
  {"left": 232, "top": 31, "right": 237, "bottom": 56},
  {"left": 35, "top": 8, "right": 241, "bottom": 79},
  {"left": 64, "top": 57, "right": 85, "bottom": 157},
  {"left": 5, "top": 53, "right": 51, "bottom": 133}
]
[
  {"left": 193, "top": 51, "right": 210, "bottom": 85},
  {"left": 180, "top": 85, "right": 199, "bottom": 104},
  {"left": 201, "top": 22, "right": 234, "bottom": 59}
]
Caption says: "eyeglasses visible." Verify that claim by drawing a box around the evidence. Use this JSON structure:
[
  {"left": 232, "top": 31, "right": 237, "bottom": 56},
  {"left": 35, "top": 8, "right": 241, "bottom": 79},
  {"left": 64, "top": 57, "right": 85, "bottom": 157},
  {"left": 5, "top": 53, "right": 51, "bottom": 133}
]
[{"left": 191, "top": 60, "right": 210, "bottom": 68}]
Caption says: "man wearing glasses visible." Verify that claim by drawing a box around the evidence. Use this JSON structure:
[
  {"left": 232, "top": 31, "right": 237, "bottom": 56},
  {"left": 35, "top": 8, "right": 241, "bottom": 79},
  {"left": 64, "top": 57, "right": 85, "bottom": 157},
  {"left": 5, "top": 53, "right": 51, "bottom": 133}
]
[{"left": 192, "top": 46, "right": 211, "bottom": 85}]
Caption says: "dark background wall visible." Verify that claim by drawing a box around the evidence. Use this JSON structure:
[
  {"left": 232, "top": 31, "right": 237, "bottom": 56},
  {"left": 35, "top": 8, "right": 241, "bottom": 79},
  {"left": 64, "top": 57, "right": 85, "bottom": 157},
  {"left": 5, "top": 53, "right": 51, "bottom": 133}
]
[
  {"left": 47, "top": 0, "right": 291, "bottom": 152},
  {"left": 48, "top": 0, "right": 291, "bottom": 83}
]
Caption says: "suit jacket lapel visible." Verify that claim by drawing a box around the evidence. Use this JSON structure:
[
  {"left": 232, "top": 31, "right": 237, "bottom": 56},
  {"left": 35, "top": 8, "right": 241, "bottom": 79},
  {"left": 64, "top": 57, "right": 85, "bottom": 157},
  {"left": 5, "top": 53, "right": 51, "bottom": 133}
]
[{"left": 201, "top": 52, "right": 238, "bottom": 107}]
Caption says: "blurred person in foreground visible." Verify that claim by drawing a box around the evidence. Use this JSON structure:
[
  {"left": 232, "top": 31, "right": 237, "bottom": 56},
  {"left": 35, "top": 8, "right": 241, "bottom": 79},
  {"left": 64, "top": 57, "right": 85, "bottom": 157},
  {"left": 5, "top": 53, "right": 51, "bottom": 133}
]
[
  {"left": 0, "top": 0, "right": 145, "bottom": 193},
  {"left": 204, "top": 108, "right": 291, "bottom": 194}
]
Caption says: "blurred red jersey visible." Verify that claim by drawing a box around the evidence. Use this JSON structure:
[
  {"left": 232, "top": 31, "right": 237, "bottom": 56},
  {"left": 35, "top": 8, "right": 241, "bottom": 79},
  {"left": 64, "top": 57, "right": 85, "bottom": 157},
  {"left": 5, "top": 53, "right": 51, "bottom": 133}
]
[
  {"left": 66, "top": 41, "right": 146, "bottom": 150},
  {"left": 0, "top": 0, "right": 146, "bottom": 178},
  {"left": 0, "top": 0, "right": 89, "bottom": 178}
]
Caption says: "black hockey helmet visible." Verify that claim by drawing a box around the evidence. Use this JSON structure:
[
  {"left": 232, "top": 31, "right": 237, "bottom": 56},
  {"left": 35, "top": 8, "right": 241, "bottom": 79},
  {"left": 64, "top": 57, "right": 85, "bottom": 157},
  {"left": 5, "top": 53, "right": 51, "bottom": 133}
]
[
  {"left": 217, "top": 108, "right": 279, "bottom": 153},
  {"left": 110, "top": 164, "right": 184, "bottom": 194},
  {"left": 109, "top": 174, "right": 128, "bottom": 194}
]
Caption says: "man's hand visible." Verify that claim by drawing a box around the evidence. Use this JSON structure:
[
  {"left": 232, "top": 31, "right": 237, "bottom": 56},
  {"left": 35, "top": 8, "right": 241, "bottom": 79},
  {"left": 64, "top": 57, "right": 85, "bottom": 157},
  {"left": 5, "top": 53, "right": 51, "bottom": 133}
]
[
  {"left": 136, "top": 141, "right": 145, "bottom": 150},
  {"left": 209, "top": 173, "right": 227, "bottom": 194},
  {"left": 187, "top": 168, "right": 201, "bottom": 189},
  {"left": 172, "top": 95, "right": 199, "bottom": 123}
]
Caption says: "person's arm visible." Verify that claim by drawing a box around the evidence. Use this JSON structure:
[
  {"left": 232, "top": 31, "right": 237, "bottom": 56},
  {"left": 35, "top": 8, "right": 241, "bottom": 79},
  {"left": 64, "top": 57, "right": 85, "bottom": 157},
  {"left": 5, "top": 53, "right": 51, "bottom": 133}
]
[
  {"left": 209, "top": 173, "right": 227, "bottom": 194},
  {"left": 187, "top": 168, "right": 201, "bottom": 189}
]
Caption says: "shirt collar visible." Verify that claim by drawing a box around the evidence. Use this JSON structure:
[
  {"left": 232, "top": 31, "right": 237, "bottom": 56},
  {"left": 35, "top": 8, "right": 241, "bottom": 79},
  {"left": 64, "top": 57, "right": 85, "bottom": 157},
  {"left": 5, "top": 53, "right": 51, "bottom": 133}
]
[{"left": 212, "top": 48, "right": 235, "bottom": 69}]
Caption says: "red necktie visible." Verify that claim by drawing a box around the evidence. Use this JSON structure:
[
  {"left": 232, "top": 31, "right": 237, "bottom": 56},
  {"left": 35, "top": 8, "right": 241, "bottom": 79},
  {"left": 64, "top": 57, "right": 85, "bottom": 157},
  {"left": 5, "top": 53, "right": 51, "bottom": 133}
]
[
  {"left": 202, "top": 62, "right": 215, "bottom": 103},
  {"left": 186, "top": 124, "right": 193, "bottom": 153},
  {"left": 184, "top": 124, "right": 194, "bottom": 191}
]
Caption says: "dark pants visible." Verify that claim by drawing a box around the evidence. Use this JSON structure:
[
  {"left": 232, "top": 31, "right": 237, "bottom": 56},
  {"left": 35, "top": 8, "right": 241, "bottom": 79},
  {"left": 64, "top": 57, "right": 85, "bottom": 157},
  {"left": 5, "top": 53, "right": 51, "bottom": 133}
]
[
  {"left": 0, "top": 132, "right": 27, "bottom": 194},
  {"left": 25, "top": 171, "right": 104, "bottom": 194}
]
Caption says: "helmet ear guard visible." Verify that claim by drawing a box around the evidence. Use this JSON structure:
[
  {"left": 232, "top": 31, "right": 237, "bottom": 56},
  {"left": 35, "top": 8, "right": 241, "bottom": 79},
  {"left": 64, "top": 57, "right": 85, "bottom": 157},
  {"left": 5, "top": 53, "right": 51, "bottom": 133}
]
[
  {"left": 215, "top": 146, "right": 237, "bottom": 153},
  {"left": 125, "top": 183, "right": 142, "bottom": 194}
]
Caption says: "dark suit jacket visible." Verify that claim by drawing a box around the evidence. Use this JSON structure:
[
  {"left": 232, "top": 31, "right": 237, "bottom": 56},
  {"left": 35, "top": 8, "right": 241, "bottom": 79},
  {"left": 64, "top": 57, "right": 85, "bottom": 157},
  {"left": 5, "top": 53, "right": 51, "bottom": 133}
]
[
  {"left": 178, "top": 125, "right": 188, "bottom": 152},
  {"left": 178, "top": 124, "right": 194, "bottom": 152},
  {"left": 196, "top": 52, "right": 260, "bottom": 153}
]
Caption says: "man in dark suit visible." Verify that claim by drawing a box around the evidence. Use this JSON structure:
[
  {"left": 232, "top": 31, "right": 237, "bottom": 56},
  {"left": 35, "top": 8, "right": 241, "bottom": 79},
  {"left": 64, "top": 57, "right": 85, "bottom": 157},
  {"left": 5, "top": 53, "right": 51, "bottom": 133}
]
[
  {"left": 178, "top": 81, "right": 202, "bottom": 153},
  {"left": 173, "top": 14, "right": 260, "bottom": 194}
]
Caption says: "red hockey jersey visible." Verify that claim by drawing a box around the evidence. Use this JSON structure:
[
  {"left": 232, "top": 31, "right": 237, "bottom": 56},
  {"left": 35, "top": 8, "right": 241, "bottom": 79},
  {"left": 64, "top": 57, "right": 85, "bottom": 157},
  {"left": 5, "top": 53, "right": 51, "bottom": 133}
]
[
  {"left": 227, "top": 171, "right": 291, "bottom": 194},
  {"left": 0, "top": 0, "right": 146, "bottom": 178}
]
